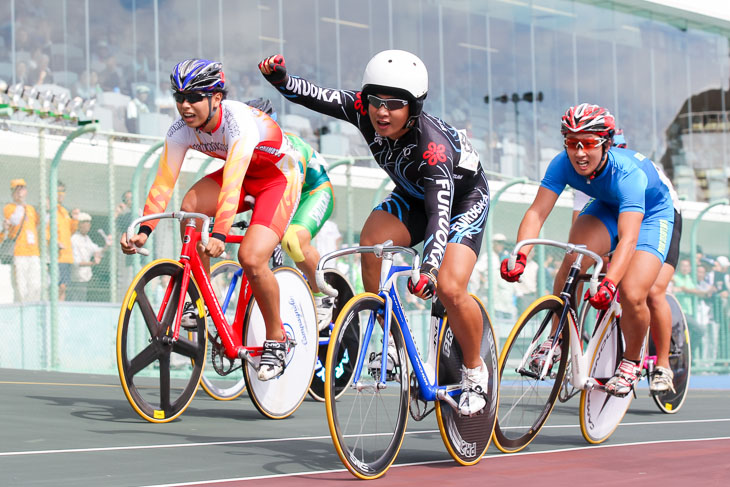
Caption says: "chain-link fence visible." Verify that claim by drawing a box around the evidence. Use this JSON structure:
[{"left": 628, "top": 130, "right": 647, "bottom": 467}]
[{"left": 1, "top": 120, "right": 730, "bottom": 375}]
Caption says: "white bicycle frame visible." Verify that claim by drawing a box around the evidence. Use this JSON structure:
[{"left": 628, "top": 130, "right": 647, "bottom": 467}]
[
  {"left": 567, "top": 297, "right": 622, "bottom": 391},
  {"left": 509, "top": 238, "right": 619, "bottom": 391}
]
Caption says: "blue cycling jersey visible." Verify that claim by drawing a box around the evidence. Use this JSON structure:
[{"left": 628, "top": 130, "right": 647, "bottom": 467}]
[{"left": 542, "top": 147, "right": 673, "bottom": 218}]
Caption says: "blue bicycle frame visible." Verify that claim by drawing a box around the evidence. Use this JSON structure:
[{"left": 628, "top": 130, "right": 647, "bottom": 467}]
[{"left": 326, "top": 247, "right": 460, "bottom": 406}]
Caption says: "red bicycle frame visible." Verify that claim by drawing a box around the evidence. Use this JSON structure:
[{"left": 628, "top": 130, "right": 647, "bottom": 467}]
[{"left": 154, "top": 216, "right": 262, "bottom": 361}]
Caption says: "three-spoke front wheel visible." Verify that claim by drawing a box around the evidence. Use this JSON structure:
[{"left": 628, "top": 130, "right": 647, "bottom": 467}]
[{"left": 117, "top": 259, "right": 207, "bottom": 423}]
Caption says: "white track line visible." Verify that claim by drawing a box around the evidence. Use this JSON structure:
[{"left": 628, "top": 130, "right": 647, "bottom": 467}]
[
  {"left": 1, "top": 417, "right": 728, "bottom": 457},
  {"left": 138, "top": 436, "right": 730, "bottom": 487}
]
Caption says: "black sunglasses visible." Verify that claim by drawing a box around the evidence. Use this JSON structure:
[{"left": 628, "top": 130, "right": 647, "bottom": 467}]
[
  {"left": 173, "top": 91, "right": 213, "bottom": 104},
  {"left": 367, "top": 94, "right": 409, "bottom": 110}
]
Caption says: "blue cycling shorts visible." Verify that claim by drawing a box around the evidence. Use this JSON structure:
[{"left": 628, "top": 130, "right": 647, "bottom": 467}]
[{"left": 580, "top": 199, "right": 674, "bottom": 263}]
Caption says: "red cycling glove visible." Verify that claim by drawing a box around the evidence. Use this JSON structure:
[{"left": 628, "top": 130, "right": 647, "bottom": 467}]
[
  {"left": 500, "top": 252, "right": 526, "bottom": 282},
  {"left": 408, "top": 270, "right": 437, "bottom": 300},
  {"left": 258, "top": 55, "right": 287, "bottom": 84},
  {"left": 585, "top": 277, "right": 617, "bottom": 310}
]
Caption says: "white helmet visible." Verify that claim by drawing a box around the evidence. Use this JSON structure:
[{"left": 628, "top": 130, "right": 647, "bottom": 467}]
[
  {"left": 361, "top": 50, "right": 428, "bottom": 125},
  {"left": 362, "top": 50, "right": 428, "bottom": 99}
]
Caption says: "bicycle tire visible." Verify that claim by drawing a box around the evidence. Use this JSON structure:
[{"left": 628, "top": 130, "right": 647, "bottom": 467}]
[
  {"left": 325, "top": 293, "right": 409, "bottom": 480},
  {"left": 198, "top": 260, "right": 247, "bottom": 401},
  {"left": 116, "top": 259, "right": 207, "bottom": 423},
  {"left": 492, "top": 295, "right": 568, "bottom": 453},
  {"left": 651, "top": 294, "right": 691, "bottom": 414},
  {"left": 435, "top": 294, "right": 498, "bottom": 465},
  {"left": 242, "top": 266, "right": 318, "bottom": 419},
  {"left": 309, "top": 268, "right": 357, "bottom": 402},
  {"left": 579, "top": 313, "right": 642, "bottom": 444}
]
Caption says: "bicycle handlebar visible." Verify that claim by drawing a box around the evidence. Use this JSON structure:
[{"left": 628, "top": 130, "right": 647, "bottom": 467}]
[
  {"left": 126, "top": 212, "right": 211, "bottom": 256},
  {"left": 510, "top": 238, "right": 604, "bottom": 296},
  {"left": 315, "top": 240, "right": 421, "bottom": 297}
]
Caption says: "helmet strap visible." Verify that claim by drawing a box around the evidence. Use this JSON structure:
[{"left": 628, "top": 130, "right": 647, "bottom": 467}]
[
  {"left": 198, "top": 97, "right": 217, "bottom": 131},
  {"left": 588, "top": 149, "right": 609, "bottom": 180},
  {"left": 404, "top": 116, "right": 417, "bottom": 130}
]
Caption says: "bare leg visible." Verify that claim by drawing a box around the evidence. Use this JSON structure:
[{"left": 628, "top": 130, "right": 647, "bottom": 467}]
[
  {"left": 292, "top": 228, "right": 321, "bottom": 293},
  {"left": 620, "top": 251, "right": 663, "bottom": 361},
  {"left": 647, "top": 263, "right": 675, "bottom": 369},
  {"left": 239, "top": 224, "right": 284, "bottom": 341},
  {"left": 438, "top": 244, "right": 482, "bottom": 368},
  {"left": 359, "top": 210, "right": 411, "bottom": 293}
]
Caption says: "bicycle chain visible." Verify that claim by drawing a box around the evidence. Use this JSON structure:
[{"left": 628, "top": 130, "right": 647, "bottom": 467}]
[
  {"left": 408, "top": 372, "right": 434, "bottom": 421},
  {"left": 209, "top": 332, "right": 241, "bottom": 376}
]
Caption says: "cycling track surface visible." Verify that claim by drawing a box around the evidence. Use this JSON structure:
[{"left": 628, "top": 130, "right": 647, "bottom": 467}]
[{"left": 1, "top": 368, "right": 728, "bottom": 486}]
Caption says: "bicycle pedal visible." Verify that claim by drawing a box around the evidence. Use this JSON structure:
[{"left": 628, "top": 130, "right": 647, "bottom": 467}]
[{"left": 458, "top": 408, "right": 484, "bottom": 418}]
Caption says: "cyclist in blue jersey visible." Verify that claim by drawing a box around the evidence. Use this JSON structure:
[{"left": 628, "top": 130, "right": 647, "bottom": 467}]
[
  {"left": 572, "top": 129, "right": 682, "bottom": 393},
  {"left": 259, "top": 50, "right": 492, "bottom": 416},
  {"left": 501, "top": 104, "right": 675, "bottom": 396}
]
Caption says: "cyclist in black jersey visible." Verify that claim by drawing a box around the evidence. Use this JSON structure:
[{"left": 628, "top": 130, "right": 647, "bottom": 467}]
[{"left": 260, "top": 50, "right": 491, "bottom": 416}]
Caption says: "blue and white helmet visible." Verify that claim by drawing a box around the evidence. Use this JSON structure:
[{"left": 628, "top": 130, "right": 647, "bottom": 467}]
[{"left": 170, "top": 59, "right": 225, "bottom": 92}]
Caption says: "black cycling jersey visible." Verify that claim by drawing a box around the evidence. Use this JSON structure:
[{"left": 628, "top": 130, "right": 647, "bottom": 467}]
[{"left": 267, "top": 74, "right": 490, "bottom": 274}]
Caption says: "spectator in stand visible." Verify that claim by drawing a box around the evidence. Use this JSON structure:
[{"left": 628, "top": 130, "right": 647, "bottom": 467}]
[
  {"left": 711, "top": 255, "right": 730, "bottom": 300},
  {"left": 99, "top": 55, "right": 125, "bottom": 93},
  {"left": 125, "top": 85, "right": 151, "bottom": 133},
  {"left": 672, "top": 257, "right": 706, "bottom": 359},
  {"left": 695, "top": 263, "right": 717, "bottom": 361},
  {"left": 2, "top": 179, "right": 41, "bottom": 302},
  {"left": 71, "top": 212, "right": 112, "bottom": 301},
  {"left": 514, "top": 249, "right": 538, "bottom": 311},
  {"left": 48, "top": 182, "right": 77, "bottom": 301},
  {"left": 75, "top": 70, "right": 103, "bottom": 99},
  {"left": 491, "top": 233, "right": 516, "bottom": 321},
  {"left": 15, "top": 60, "right": 30, "bottom": 86},
  {"left": 29, "top": 50, "right": 53, "bottom": 86},
  {"left": 115, "top": 190, "right": 135, "bottom": 299}
]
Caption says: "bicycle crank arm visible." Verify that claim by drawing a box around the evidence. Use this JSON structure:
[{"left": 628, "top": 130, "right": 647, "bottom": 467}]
[
  {"left": 435, "top": 388, "right": 460, "bottom": 411},
  {"left": 517, "top": 367, "right": 554, "bottom": 380},
  {"left": 237, "top": 348, "right": 257, "bottom": 368}
]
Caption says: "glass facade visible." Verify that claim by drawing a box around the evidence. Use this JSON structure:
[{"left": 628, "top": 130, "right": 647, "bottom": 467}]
[{"left": 1, "top": 0, "right": 729, "bottom": 200}]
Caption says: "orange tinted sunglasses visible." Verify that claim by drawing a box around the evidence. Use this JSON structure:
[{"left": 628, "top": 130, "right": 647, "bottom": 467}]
[{"left": 564, "top": 137, "right": 606, "bottom": 151}]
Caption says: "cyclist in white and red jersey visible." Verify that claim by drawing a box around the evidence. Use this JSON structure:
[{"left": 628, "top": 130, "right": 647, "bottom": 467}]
[
  {"left": 119, "top": 59, "right": 303, "bottom": 381},
  {"left": 260, "top": 50, "right": 492, "bottom": 416}
]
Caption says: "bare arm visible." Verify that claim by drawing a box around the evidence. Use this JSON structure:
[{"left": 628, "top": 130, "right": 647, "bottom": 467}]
[
  {"left": 514, "top": 186, "right": 559, "bottom": 256},
  {"left": 605, "top": 211, "right": 642, "bottom": 284}
]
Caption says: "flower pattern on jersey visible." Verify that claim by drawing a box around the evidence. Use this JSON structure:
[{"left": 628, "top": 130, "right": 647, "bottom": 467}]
[
  {"left": 354, "top": 92, "right": 367, "bottom": 116},
  {"left": 423, "top": 142, "right": 447, "bottom": 165}
]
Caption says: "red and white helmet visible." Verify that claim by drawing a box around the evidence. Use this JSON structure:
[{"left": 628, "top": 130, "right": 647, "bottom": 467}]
[{"left": 561, "top": 103, "right": 615, "bottom": 137}]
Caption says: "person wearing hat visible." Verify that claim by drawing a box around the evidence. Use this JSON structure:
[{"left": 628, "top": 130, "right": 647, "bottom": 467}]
[
  {"left": 70, "top": 212, "right": 112, "bottom": 301},
  {"left": 126, "top": 84, "right": 151, "bottom": 133},
  {"left": 45, "top": 181, "right": 77, "bottom": 301},
  {"left": 2, "top": 179, "right": 41, "bottom": 302}
]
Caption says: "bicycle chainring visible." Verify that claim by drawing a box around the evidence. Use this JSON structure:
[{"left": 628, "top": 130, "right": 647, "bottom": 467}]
[
  {"left": 210, "top": 332, "right": 240, "bottom": 376},
  {"left": 408, "top": 372, "right": 434, "bottom": 421}
]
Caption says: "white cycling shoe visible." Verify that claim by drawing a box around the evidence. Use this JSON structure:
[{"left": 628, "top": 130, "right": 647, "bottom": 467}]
[
  {"left": 458, "top": 358, "right": 490, "bottom": 417},
  {"left": 257, "top": 336, "right": 290, "bottom": 381},
  {"left": 314, "top": 294, "right": 334, "bottom": 332}
]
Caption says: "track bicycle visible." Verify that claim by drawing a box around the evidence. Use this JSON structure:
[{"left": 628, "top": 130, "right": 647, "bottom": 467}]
[
  {"left": 493, "top": 238, "right": 648, "bottom": 452},
  {"left": 317, "top": 241, "right": 499, "bottom": 480},
  {"left": 116, "top": 211, "right": 318, "bottom": 422},
  {"left": 202, "top": 258, "right": 355, "bottom": 402},
  {"left": 559, "top": 287, "right": 691, "bottom": 414}
]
